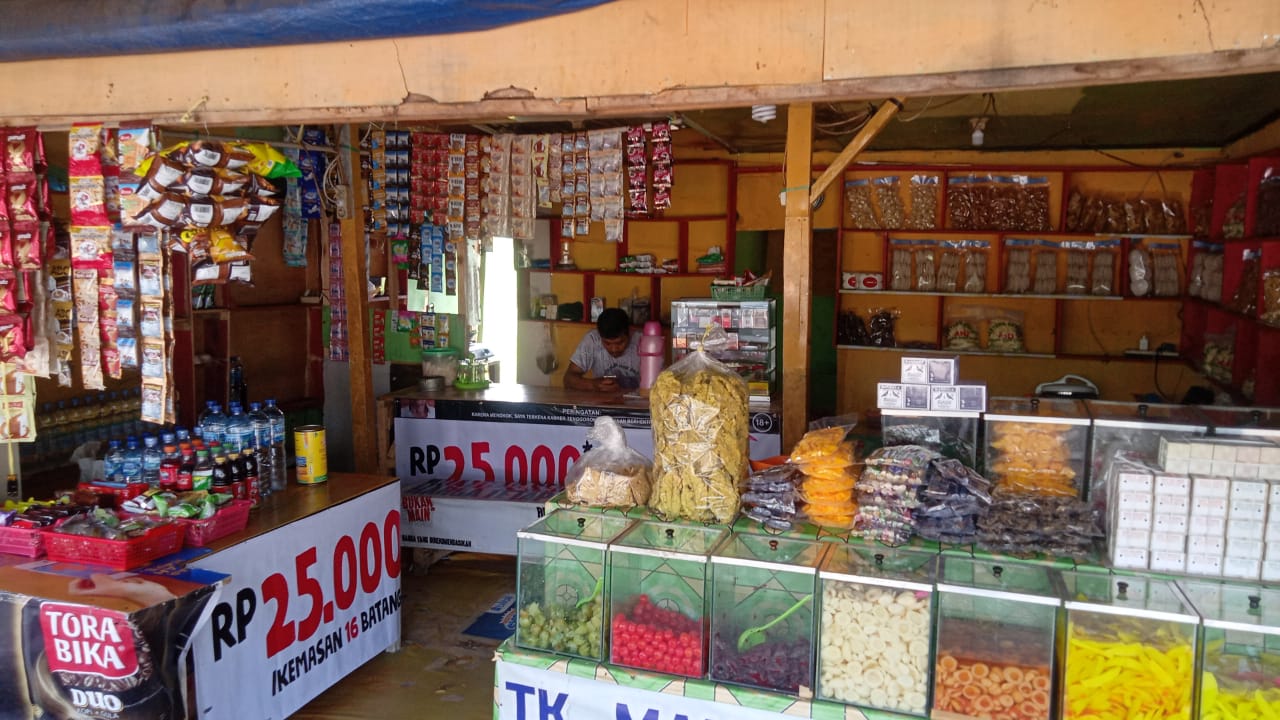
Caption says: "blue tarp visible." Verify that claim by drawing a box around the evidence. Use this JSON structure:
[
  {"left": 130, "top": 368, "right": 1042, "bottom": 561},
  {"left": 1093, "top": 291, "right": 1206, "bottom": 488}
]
[{"left": 0, "top": 0, "right": 613, "bottom": 62}]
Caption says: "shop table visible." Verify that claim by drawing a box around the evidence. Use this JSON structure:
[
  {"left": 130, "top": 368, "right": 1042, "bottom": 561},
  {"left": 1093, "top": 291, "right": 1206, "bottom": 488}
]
[
  {"left": 383, "top": 384, "right": 782, "bottom": 555},
  {"left": 0, "top": 472, "right": 401, "bottom": 720}
]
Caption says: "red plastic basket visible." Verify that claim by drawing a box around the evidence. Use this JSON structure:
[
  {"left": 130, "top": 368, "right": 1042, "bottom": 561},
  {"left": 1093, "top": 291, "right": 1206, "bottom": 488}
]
[
  {"left": 44, "top": 522, "right": 186, "bottom": 571},
  {"left": 0, "top": 524, "right": 49, "bottom": 558},
  {"left": 180, "top": 500, "right": 252, "bottom": 547}
]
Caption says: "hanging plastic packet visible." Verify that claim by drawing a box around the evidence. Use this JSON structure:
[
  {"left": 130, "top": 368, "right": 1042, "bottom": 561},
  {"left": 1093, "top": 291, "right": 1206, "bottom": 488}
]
[
  {"left": 68, "top": 123, "right": 105, "bottom": 177},
  {"left": 1003, "top": 239, "right": 1034, "bottom": 293},
  {"left": 1091, "top": 239, "right": 1120, "bottom": 296},
  {"left": 946, "top": 175, "right": 973, "bottom": 230},
  {"left": 845, "top": 178, "right": 879, "bottom": 229},
  {"left": 962, "top": 240, "right": 989, "bottom": 293},
  {"left": 1032, "top": 244, "right": 1058, "bottom": 294},
  {"left": 914, "top": 245, "right": 937, "bottom": 291},
  {"left": 69, "top": 226, "right": 112, "bottom": 271},
  {"left": 906, "top": 174, "right": 939, "bottom": 229},
  {"left": 4, "top": 127, "right": 38, "bottom": 174},
  {"left": 1149, "top": 242, "right": 1182, "bottom": 297},
  {"left": 936, "top": 246, "right": 961, "bottom": 292},
  {"left": 873, "top": 176, "right": 905, "bottom": 229},
  {"left": 1064, "top": 242, "right": 1090, "bottom": 295},
  {"left": 1018, "top": 176, "right": 1052, "bottom": 232},
  {"left": 1128, "top": 243, "right": 1153, "bottom": 297},
  {"left": 987, "top": 314, "right": 1026, "bottom": 353},
  {"left": 989, "top": 175, "right": 1020, "bottom": 230},
  {"left": 889, "top": 240, "right": 913, "bottom": 291}
]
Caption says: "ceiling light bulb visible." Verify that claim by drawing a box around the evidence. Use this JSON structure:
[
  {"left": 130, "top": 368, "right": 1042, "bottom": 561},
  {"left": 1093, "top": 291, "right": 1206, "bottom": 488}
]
[
  {"left": 971, "top": 127, "right": 985, "bottom": 147},
  {"left": 751, "top": 105, "right": 777, "bottom": 123}
]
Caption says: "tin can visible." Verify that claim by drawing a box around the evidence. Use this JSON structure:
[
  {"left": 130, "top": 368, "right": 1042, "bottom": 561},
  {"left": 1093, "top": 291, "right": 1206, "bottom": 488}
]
[{"left": 294, "top": 425, "right": 328, "bottom": 484}]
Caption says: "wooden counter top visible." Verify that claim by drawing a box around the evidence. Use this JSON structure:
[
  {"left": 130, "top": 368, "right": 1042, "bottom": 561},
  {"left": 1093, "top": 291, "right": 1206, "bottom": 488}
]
[{"left": 202, "top": 472, "right": 398, "bottom": 553}]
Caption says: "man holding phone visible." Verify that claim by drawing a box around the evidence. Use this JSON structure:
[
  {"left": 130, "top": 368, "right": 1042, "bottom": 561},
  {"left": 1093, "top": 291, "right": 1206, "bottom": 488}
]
[{"left": 564, "top": 308, "right": 641, "bottom": 392}]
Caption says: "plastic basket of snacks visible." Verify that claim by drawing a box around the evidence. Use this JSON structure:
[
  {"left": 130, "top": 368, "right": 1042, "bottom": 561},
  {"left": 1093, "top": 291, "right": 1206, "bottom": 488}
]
[
  {"left": 0, "top": 502, "right": 95, "bottom": 558},
  {"left": 181, "top": 500, "right": 252, "bottom": 547},
  {"left": 44, "top": 511, "right": 186, "bottom": 571},
  {"left": 0, "top": 524, "right": 47, "bottom": 557}
]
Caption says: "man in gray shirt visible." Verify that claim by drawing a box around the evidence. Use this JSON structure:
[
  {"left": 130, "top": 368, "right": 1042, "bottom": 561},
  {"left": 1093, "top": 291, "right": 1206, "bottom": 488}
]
[{"left": 564, "top": 308, "right": 640, "bottom": 392}]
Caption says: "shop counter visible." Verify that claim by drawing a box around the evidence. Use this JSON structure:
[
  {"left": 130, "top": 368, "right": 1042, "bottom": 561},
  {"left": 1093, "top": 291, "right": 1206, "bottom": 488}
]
[
  {"left": 382, "top": 384, "right": 782, "bottom": 554},
  {"left": 0, "top": 473, "right": 402, "bottom": 720}
]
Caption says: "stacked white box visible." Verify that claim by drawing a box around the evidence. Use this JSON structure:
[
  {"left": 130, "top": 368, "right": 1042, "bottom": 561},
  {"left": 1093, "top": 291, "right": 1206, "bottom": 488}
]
[
  {"left": 1265, "top": 479, "right": 1280, "bottom": 581},
  {"left": 1185, "top": 475, "right": 1229, "bottom": 577},
  {"left": 1108, "top": 462, "right": 1155, "bottom": 570},
  {"left": 1220, "top": 478, "right": 1270, "bottom": 581}
]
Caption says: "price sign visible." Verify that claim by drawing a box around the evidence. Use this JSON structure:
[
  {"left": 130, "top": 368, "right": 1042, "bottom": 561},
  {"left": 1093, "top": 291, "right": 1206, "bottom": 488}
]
[{"left": 191, "top": 482, "right": 402, "bottom": 720}]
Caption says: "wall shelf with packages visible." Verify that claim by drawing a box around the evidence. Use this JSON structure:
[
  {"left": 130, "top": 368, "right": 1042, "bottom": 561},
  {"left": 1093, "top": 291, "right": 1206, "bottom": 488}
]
[
  {"left": 836, "top": 163, "right": 1197, "bottom": 381},
  {"left": 1180, "top": 156, "right": 1280, "bottom": 405},
  {"left": 837, "top": 345, "right": 1057, "bottom": 359}
]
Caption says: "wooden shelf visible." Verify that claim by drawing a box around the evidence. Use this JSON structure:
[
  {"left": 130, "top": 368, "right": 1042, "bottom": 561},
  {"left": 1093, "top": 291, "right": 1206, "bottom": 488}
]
[
  {"left": 841, "top": 228, "right": 1193, "bottom": 241},
  {"left": 838, "top": 290, "right": 1125, "bottom": 301},
  {"left": 836, "top": 345, "right": 1057, "bottom": 359}
]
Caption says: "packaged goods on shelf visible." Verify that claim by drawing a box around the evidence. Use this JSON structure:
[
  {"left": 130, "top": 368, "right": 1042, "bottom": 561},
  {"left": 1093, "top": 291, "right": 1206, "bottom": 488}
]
[
  {"left": 854, "top": 445, "right": 936, "bottom": 546},
  {"left": 709, "top": 535, "right": 823, "bottom": 694},
  {"left": 789, "top": 426, "right": 860, "bottom": 529},
  {"left": 845, "top": 178, "right": 879, "bottom": 229},
  {"left": 740, "top": 464, "right": 801, "bottom": 531},
  {"left": 985, "top": 397, "right": 1089, "bottom": 498},
  {"left": 881, "top": 410, "right": 980, "bottom": 465},
  {"left": 817, "top": 546, "right": 935, "bottom": 714},
  {"left": 1063, "top": 189, "right": 1186, "bottom": 235},
  {"left": 914, "top": 458, "right": 991, "bottom": 543},
  {"left": 906, "top": 174, "right": 940, "bottom": 230}
]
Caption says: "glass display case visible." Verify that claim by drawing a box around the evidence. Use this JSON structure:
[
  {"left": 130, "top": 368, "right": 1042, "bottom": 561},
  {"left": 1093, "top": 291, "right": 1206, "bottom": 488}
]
[
  {"left": 608, "top": 520, "right": 730, "bottom": 677},
  {"left": 669, "top": 298, "right": 777, "bottom": 400},
  {"left": 515, "top": 511, "right": 635, "bottom": 661},
  {"left": 881, "top": 409, "right": 981, "bottom": 465},
  {"left": 1086, "top": 401, "right": 1208, "bottom": 505},
  {"left": 1060, "top": 572, "right": 1199, "bottom": 720},
  {"left": 818, "top": 545, "right": 936, "bottom": 716},
  {"left": 934, "top": 558, "right": 1061, "bottom": 720},
  {"left": 708, "top": 534, "right": 824, "bottom": 694},
  {"left": 1198, "top": 405, "right": 1280, "bottom": 441},
  {"left": 984, "top": 397, "right": 1091, "bottom": 499},
  {"left": 1180, "top": 580, "right": 1280, "bottom": 720}
]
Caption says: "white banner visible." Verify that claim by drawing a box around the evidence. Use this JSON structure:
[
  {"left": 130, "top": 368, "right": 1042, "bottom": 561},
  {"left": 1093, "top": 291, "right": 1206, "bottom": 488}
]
[
  {"left": 400, "top": 486, "right": 549, "bottom": 555},
  {"left": 190, "top": 482, "right": 403, "bottom": 720},
  {"left": 496, "top": 657, "right": 800, "bottom": 720},
  {"left": 394, "top": 416, "right": 782, "bottom": 487}
]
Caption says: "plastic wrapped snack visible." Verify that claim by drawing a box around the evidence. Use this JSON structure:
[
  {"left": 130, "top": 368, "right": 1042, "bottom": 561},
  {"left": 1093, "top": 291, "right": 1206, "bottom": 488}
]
[
  {"left": 988, "top": 422, "right": 1078, "bottom": 497},
  {"left": 914, "top": 458, "right": 991, "bottom": 543},
  {"left": 650, "top": 328, "right": 749, "bottom": 524},
  {"left": 845, "top": 179, "right": 879, "bottom": 229},
  {"left": 565, "top": 416, "right": 653, "bottom": 508},
  {"left": 906, "top": 174, "right": 939, "bottom": 229},
  {"left": 978, "top": 492, "right": 1102, "bottom": 559},
  {"left": 789, "top": 426, "right": 860, "bottom": 529},
  {"left": 741, "top": 464, "right": 801, "bottom": 531},
  {"left": 874, "top": 176, "right": 906, "bottom": 229},
  {"left": 855, "top": 445, "right": 938, "bottom": 546}
]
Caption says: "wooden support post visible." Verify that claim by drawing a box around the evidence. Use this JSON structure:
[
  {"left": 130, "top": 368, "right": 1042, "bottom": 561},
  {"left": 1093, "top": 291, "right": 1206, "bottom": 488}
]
[
  {"left": 339, "top": 124, "right": 378, "bottom": 474},
  {"left": 782, "top": 103, "right": 814, "bottom": 451},
  {"left": 809, "top": 98, "right": 903, "bottom": 205}
]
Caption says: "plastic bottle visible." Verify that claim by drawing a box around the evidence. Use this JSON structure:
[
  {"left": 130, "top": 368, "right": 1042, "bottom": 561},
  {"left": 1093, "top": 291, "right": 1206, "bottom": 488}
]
[
  {"left": 178, "top": 445, "right": 195, "bottom": 491},
  {"left": 192, "top": 450, "right": 214, "bottom": 491},
  {"left": 229, "top": 356, "right": 248, "bottom": 409},
  {"left": 226, "top": 403, "right": 254, "bottom": 454},
  {"left": 201, "top": 403, "right": 227, "bottom": 447},
  {"left": 211, "top": 452, "right": 231, "bottom": 496},
  {"left": 175, "top": 426, "right": 191, "bottom": 443},
  {"left": 226, "top": 452, "right": 244, "bottom": 500},
  {"left": 121, "top": 436, "right": 143, "bottom": 485},
  {"left": 263, "top": 398, "right": 287, "bottom": 491},
  {"left": 103, "top": 439, "right": 124, "bottom": 483},
  {"left": 142, "top": 434, "right": 162, "bottom": 487},
  {"left": 159, "top": 443, "right": 180, "bottom": 490},
  {"left": 243, "top": 447, "right": 262, "bottom": 506},
  {"left": 638, "top": 320, "right": 665, "bottom": 390}
]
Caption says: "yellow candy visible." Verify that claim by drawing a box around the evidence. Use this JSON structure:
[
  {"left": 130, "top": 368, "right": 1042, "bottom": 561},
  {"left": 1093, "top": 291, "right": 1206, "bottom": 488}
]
[{"left": 1064, "top": 631, "right": 1193, "bottom": 720}]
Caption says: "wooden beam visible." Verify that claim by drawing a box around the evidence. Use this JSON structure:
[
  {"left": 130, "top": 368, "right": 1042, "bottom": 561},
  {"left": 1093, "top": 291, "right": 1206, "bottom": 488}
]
[
  {"left": 782, "top": 102, "right": 814, "bottom": 451},
  {"left": 338, "top": 125, "right": 378, "bottom": 475},
  {"left": 809, "top": 99, "right": 902, "bottom": 204}
]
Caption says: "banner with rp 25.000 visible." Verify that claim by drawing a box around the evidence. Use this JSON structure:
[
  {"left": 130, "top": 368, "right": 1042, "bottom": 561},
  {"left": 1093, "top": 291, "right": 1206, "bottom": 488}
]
[{"left": 191, "top": 482, "right": 403, "bottom": 720}]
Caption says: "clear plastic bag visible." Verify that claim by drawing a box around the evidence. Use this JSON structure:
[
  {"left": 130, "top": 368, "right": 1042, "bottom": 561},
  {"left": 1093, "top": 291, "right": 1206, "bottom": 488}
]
[
  {"left": 845, "top": 179, "right": 879, "bottom": 229},
  {"left": 906, "top": 174, "right": 939, "bottom": 230},
  {"left": 1128, "top": 245, "right": 1152, "bottom": 297},
  {"left": 890, "top": 246, "right": 913, "bottom": 291},
  {"left": 564, "top": 416, "right": 653, "bottom": 508},
  {"left": 1065, "top": 246, "right": 1090, "bottom": 295},
  {"left": 1032, "top": 248, "right": 1059, "bottom": 294},
  {"left": 741, "top": 464, "right": 801, "bottom": 531},
  {"left": 946, "top": 176, "right": 974, "bottom": 230},
  {"left": 649, "top": 326, "right": 749, "bottom": 524},
  {"left": 962, "top": 242, "right": 989, "bottom": 293},
  {"left": 1091, "top": 241, "right": 1119, "bottom": 296},
  {"left": 1004, "top": 244, "right": 1032, "bottom": 293},
  {"left": 915, "top": 248, "right": 937, "bottom": 291},
  {"left": 874, "top": 176, "right": 906, "bottom": 229}
]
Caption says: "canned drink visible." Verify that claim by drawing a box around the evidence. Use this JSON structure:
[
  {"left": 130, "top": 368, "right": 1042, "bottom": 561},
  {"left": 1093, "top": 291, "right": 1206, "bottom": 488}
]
[{"left": 294, "top": 425, "right": 328, "bottom": 484}]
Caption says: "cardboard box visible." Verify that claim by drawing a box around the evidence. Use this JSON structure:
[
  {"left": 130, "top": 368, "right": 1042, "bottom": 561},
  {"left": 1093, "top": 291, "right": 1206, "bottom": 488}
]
[
  {"left": 1149, "top": 551, "right": 1187, "bottom": 573},
  {"left": 1117, "top": 492, "right": 1154, "bottom": 512},
  {"left": 1153, "top": 512, "right": 1189, "bottom": 535},
  {"left": 1149, "top": 531, "right": 1186, "bottom": 553},
  {"left": 929, "top": 385, "right": 959, "bottom": 411},
  {"left": 1190, "top": 514, "right": 1227, "bottom": 535},
  {"left": 1115, "top": 509, "right": 1153, "bottom": 531},
  {"left": 1153, "top": 474, "right": 1191, "bottom": 497},
  {"left": 927, "top": 357, "right": 959, "bottom": 385},
  {"left": 1111, "top": 547, "right": 1149, "bottom": 570},
  {"left": 1159, "top": 436, "right": 1191, "bottom": 465},
  {"left": 1164, "top": 458, "right": 1190, "bottom": 475},
  {"left": 1261, "top": 560, "right": 1280, "bottom": 582},
  {"left": 1212, "top": 460, "right": 1237, "bottom": 477},
  {"left": 877, "top": 382, "right": 906, "bottom": 410},
  {"left": 1155, "top": 494, "right": 1191, "bottom": 515},
  {"left": 903, "top": 384, "right": 931, "bottom": 410},
  {"left": 1260, "top": 445, "right": 1280, "bottom": 465},
  {"left": 1227, "top": 538, "right": 1265, "bottom": 562},
  {"left": 1190, "top": 441, "right": 1218, "bottom": 460},
  {"left": 1213, "top": 443, "right": 1241, "bottom": 462},
  {"left": 900, "top": 357, "right": 929, "bottom": 385},
  {"left": 1270, "top": 482, "right": 1280, "bottom": 505},
  {"left": 1227, "top": 518, "right": 1265, "bottom": 541},
  {"left": 1223, "top": 557, "right": 1261, "bottom": 581},
  {"left": 1112, "top": 527, "right": 1151, "bottom": 549},
  {"left": 1229, "top": 499, "right": 1267, "bottom": 520},
  {"left": 1187, "top": 553, "right": 1223, "bottom": 576},
  {"left": 1234, "top": 463, "right": 1262, "bottom": 480},
  {"left": 1190, "top": 458, "right": 1215, "bottom": 475},
  {"left": 957, "top": 384, "right": 987, "bottom": 412},
  {"left": 1265, "top": 522, "right": 1280, "bottom": 543},
  {"left": 1267, "top": 541, "right": 1280, "bottom": 561},
  {"left": 1193, "top": 496, "right": 1229, "bottom": 518},
  {"left": 1193, "top": 475, "right": 1231, "bottom": 499},
  {"left": 1116, "top": 470, "right": 1155, "bottom": 494},
  {"left": 1262, "top": 464, "right": 1280, "bottom": 481},
  {"left": 1232, "top": 480, "right": 1269, "bottom": 502},
  {"left": 1187, "top": 534, "right": 1226, "bottom": 556}
]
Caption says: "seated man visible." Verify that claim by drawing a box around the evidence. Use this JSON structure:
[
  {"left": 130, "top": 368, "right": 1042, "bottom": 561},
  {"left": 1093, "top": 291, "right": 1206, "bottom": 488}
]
[{"left": 563, "top": 308, "right": 640, "bottom": 392}]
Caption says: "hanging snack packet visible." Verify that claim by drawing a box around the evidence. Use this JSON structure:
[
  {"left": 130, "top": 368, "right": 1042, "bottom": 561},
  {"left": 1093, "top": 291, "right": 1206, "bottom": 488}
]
[
  {"left": 0, "top": 270, "right": 17, "bottom": 313},
  {"left": 962, "top": 240, "right": 989, "bottom": 293},
  {"left": 946, "top": 176, "right": 974, "bottom": 230},
  {"left": 846, "top": 179, "right": 879, "bottom": 229},
  {"left": 0, "top": 314, "right": 28, "bottom": 361},
  {"left": 10, "top": 222, "right": 40, "bottom": 271},
  {"left": 4, "top": 127, "right": 38, "bottom": 173},
  {"left": 1064, "top": 244, "right": 1089, "bottom": 295},
  {"left": 70, "top": 226, "right": 112, "bottom": 271},
  {"left": 8, "top": 174, "right": 40, "bottom": 223},
  {"left": 1033, "top": 246, "right": 1058, "bottom": 294},
  {"left": 140, "top": 337, "right": 165, "bottom": 379},
  {"left": 915, "top": 246, "right": 937, "bottom": 291},
  {"left": 68, "top": 123, "right": 104, "bottom": 177},
  {"left": 873, "top": 176, "right": 906, "bottom": 229},
  {"left": 1091, "top": 240, "right": 1119, "bottom": 295},
  {"left": 906, "top": 175, "right": 939, "bottom": 229},
  {"left": 988, "top": 315, "right": 1026, "bottom": 353}
]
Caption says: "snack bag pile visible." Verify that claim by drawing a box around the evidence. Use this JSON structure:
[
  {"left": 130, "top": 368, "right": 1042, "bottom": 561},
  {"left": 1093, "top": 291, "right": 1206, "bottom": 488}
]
[
  {"left": 789, "top": 427, "right": 860, "bottom": 529},
  {"left": 988, "top": 422, "right": 1078, "bottom": 497}
]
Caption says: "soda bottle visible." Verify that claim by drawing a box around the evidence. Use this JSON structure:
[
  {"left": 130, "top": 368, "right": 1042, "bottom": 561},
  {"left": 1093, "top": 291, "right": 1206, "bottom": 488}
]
[
  {"left": 243, "top": 447, "right": 262, "bottom": 506},
  {"left": 159, "top": 444, "right": 180, "bottom": 490},
  {"left": 226, "top": 452, "right": 245, "bottom": 500},
  {"left": 142, "top": 434, "right": 162, "bottom": 487},
  {"left": 192, "top": 450, "right": 214, "bottom": 492},
  {"left": 211, "top": 452, "right": 232, "bottom": 496},
  {"left": 177, "top": 445, "right": 195, "bottom": 491}
]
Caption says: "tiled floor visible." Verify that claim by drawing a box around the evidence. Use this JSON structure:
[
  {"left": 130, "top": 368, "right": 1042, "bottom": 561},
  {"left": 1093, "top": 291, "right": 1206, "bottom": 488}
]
[{"left": 294, "top": 553, "right": 515, "bottom": 720}]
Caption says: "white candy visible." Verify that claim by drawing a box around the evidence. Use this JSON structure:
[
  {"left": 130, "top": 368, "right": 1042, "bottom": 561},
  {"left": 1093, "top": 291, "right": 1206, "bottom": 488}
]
[{"left": 819, "top": 582, "right": 932, "bottom": 713}]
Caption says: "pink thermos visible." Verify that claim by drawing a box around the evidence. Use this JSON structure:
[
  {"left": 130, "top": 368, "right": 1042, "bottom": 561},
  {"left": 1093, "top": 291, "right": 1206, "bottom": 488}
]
[{"left": 639, "top": 321, "right": 665, "bottom": 390}]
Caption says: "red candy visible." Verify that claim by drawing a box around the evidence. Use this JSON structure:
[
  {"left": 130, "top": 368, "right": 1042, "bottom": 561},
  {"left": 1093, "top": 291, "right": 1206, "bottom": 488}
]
[{"left": 610, "top": 595, "right": 705, "bottom": 677}]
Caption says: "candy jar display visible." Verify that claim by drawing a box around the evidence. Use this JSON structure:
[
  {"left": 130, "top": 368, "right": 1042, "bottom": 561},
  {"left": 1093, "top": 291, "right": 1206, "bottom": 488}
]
[
  {"left": 1086, "top": 400, "right": 1207, "bottom": 506},
  {"left": 515, "top": 511, "right": 634, "bottom": 661},
  {"left": 708, "top": 534, "right": 824, "bottom": 694},
  {"left": 984, "top": 397, "right": 1091, "bottom": 498},
  {"left": 1196, "top": 405, "right": 1280, "bottom": 442},
  {"left": 1060, "top": 572, "right": 1199, "bottom": 720},
  {"left": 934, "top": 558, "right": 1062, "bottom": 720},
  {"left": 880, "top": 410, "right": 981, "bottom": 466},
  {"left": 608, "top": 520, "right": 729, "bottom": 677},
  {"left": 817, "top": 545, "right": 936, "bottom": 715},
  {"left": 1179, "top": 580, "right": 1280, "bottom": 720}
]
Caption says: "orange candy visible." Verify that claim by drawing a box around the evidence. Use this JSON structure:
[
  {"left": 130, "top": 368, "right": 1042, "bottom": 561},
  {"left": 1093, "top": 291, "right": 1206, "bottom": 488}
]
[{"left": 934, "top": 654, "right": 1051, "bottom": 720}]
